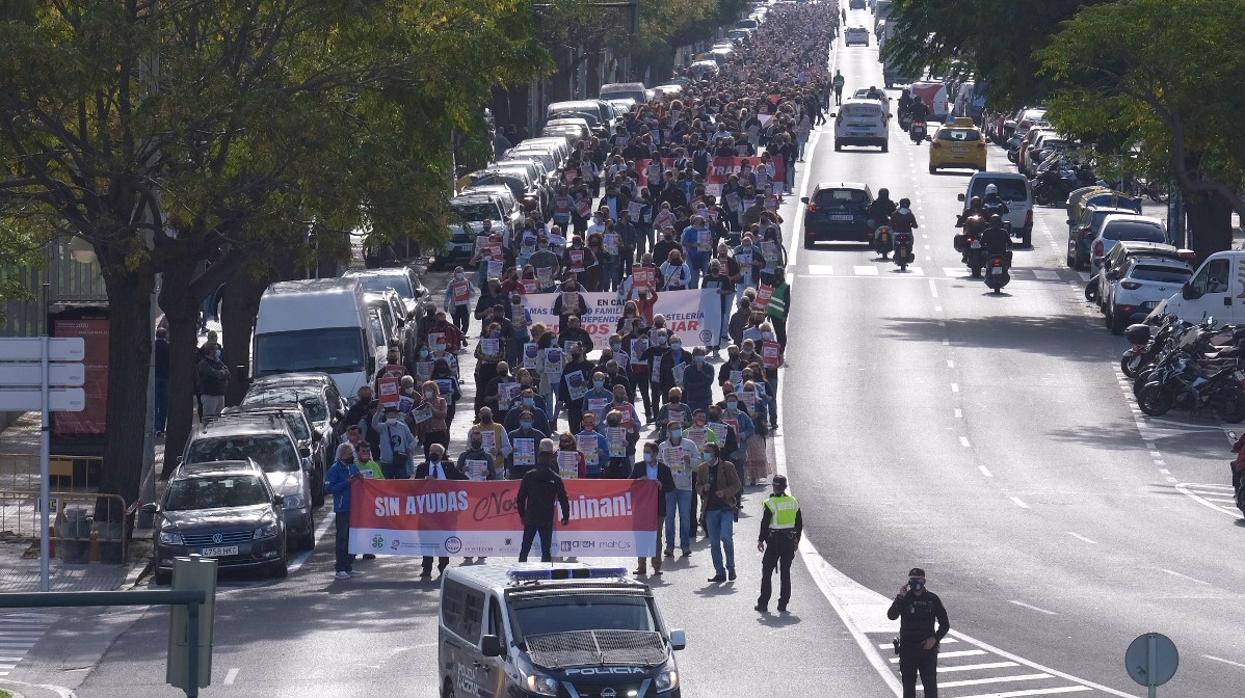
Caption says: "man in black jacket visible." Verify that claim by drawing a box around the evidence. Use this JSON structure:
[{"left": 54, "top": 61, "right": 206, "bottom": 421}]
[
  {"left": 886, "top": 568, "right": 951, "bottom": 698},
  {"left": 515, "top": 440, "right": 571, "bottom": 562},
  {"left": 630, "top": 442, "right": 676, "bottom": 576},
  {"left": 415, "top": 444, "right": 468, "bottom": 577}
]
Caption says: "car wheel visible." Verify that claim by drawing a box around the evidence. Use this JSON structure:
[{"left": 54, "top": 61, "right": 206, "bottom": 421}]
[
  {"left": 270, "top": 552, "right": 289, "bottom": 579},
  {"left": 928, "top": 164, "right": 937, "bottom": 174},
  {"left": 803, "top": 237, "right": 815, "bottom": 250},
  {"left": 1066, "top": 247, "right": 1076, "bottom": 268},
  {"left": 297, "top": 520, "right": 316, "bottom": 551},
  {"left": 154, "top": 568, "right": 172, "bottom": 586},
  {"left": 1109, "top": 309, "right": 1127, "bottom": 335},
  {"left": 834, "top": 142, "right": 842, "bottom": 152},
  {"left": 881, "top": 142, "right": 888, "bottom": 152},
  {"left": 1020, "top": 229, "right": 1032, "bottom": 247}
]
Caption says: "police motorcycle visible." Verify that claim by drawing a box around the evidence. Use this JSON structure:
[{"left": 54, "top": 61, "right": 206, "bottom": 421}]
[
  {"left": 953, "top": 211, "right": 988, "bottom": 277},
  {"left": 893, "top": 229, "right": 915, "bottom": 271}
]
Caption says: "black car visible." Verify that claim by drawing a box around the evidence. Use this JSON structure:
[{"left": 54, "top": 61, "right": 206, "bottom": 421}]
[
  {"left": 801, "top": 182, "right": 875, "bottom": 248},
  {"left": 242, "top": 372, "right": 346, "bottom": 506},
  {"left": 145, "top": 461, "right": 288, "bottom": 585}
]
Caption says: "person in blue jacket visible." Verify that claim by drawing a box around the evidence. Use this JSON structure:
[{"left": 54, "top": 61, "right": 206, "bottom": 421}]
[{"left": 325, "top": 443, "right": 362, "bottom": 580}]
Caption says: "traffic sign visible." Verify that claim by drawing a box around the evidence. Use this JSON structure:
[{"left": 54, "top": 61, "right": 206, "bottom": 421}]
[
  {"left": 0, "top": 337, "right": 85, "bottom": 362},
  {"left": 0, "top": 363, "right": 86, "bottom": 387},
  {"left": 0, "top": 388, "right": 87, "bottom": 412},
  {"left": 1126, "top": 632, "right": 1178, "bottom": 694}
]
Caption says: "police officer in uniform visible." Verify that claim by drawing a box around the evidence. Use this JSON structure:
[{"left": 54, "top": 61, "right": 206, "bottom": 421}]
[
  {"left": 887, "top": 568, "right": 950, "bottom": 698},
  {"left": 754, "top": 475, "right": 802, "bottom": 613}
]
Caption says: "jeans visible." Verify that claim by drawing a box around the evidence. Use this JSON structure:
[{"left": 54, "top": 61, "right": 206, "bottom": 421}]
[
  {"left": 154, "top": 377, "right": 168, "bottom": 432},
  {"left": 381, "top": 462, "right": 407, "bottom": 480},
  {"left": 334, "top": 513, "right": 352, "bottom": 573},
  {"left": 519, "top": 523, "right": 554, "bottom": 562},
  {"left": 705, "top": 508, "right": 735, "bottom": 575},
  {"left": 664, "top": 489, "right": 694, "bottom": 552},
  {"left": 899, "top": 649, "right": 939, "bottom": 698}
]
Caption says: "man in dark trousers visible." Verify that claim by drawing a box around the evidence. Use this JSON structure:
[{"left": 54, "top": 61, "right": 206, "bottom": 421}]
[
  {"left": 415, "top": 444, "right": 468, "bottom": 578},
  {"left": 887, "top": 567, "right": 951, "bottom": 698},
  {"left": 515, "top": 439, "right": 571, "bottom": 562},
  {"left": 755, "top": 474, "right": 801, "bottom": 613}
]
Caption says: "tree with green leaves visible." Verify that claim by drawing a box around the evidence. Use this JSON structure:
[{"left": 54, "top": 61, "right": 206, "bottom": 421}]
[
  {"left": 1038, "top": 0, "right": 1245, "bottom": 258},
  {"left": 0, "top": 0, "right": 550, "bottom": 514}
]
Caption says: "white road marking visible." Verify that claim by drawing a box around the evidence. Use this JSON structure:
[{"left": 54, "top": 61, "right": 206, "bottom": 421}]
[
  {"left": 853, "top": 265, "right": 879, "bottom": 275},
  {"left": 940, "top": 673, "right": 1053, "bottom": 690},
  {"left": 1157, "top": 468, "right": 1171, "bottom": 475},
  {"left": 954, "top": 408, "right": 963, "bottom": 419},
  {"left": 1010, "top": 496, "right": 1031, "bottom": 509},
  {"left": 1032, "top": 270, "right": 1060, "bottom": 281},
  {"left": 943, "top": 267, "right": 966, "bottom": 277},
  {"left": 805, "top": 264, "right": 835, "bottom": 275},
  {"left": 877, "top": 639, "right": 960, "bottom": 649},
  {"left": 934, "top": 305, "right": 943, "bottom": 312},
  {"left": 1066, "top": 531, "right": 1097, "bottom": 545},
  {"left": 959, "top": 436, "right": 972, "bottom": 448},
  {"left": 950, "top": 383, "right": 959, "bottom": 393},
  {"left": 1174, "top": 482, "right": 1238, "bottom": 517},
  {"left": 1144, "top": 441, "right": 1157, "bottom": 449},
  {"left": 224, "top": 668, "right": 240, "bottom": 685},
  {"left": 928, "top": 279, "right": 939, "bottom": 297},
  {"left": 289, "top": 510, "right": 336, "bottom": 574},
  {"left": 938, "top": 661, "right": 1020, "bottom": 673},
  {"left": 1009, "top": 600, "right": 1058, "bottom": 616},
  {"left": 1159, "top": 567, "right": 1211, "bottom": 585},
  {"left": 957, "top": 688, "right": 1091, "bottom": 698},
  {"left": 889, "top": 649, "right": 988, "bottom": 663},
  {"left": 946, "top": 359, "right": 954, "bottom": 368},
  {"left": 978, "top": 465, "right": 993, "bottom": 478},
  {"left": 1204, "top": 654, "right": 1245, "bottom": 671}
]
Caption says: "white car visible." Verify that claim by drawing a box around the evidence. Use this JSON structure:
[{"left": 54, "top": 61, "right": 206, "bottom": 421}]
[
  {"left": 845, "top": 27, "right": 869, "bottom": 46},
  {"left": 958, "top": 172, "right": 1034, "bottom": 246},
  {"left": 1090, "top": 213, "right": 1168, "bottom": 269},
  {"left": 1103, "top": 255, "right": 1193, "bottom": 334}
]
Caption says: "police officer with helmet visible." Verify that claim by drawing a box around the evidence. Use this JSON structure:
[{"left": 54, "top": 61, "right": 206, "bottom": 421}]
[
  {"left": 887, "top": 567, "right": 950, "bottom": 698},
  {"left": 754, "top": 474, "right": 802, "bottom": 613}
]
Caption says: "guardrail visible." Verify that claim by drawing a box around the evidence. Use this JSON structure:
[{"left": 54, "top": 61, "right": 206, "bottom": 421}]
[{"left": 0, "top": 489, "right": 128, "bottom": 563}]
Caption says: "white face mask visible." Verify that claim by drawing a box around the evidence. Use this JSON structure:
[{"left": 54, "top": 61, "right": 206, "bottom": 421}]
[
  {"left": 455, "top": 272, "right": 465, "bottom": 279},
  {"left": 387, "top": 417, "right": 398, "bottom": 425}
]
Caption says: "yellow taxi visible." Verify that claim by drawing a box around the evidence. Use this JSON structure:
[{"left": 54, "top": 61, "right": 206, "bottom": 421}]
[{"left": 929, "top": 117, "right": 987, "bottom": 173}]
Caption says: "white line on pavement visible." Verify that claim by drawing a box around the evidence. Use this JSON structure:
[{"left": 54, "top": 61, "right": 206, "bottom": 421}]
[
  {"left": 889, "top": 649, "right": 987, "bottom": 663},
  {"left": 1203, "top": 654, "right": 1245, "bottom": 671},
  {"left": 928, "top": 279, "right": 939, "bottom": 298},
  {"left": 978, "top": 465, "right": 993, "bottom": 478},
  {"left": 289, "top": 510, "right": 336, "bottom": 574},
  {"left": 959, "top": 436, "right": 972, "bottom": 448},
  {"left": 956, "top": 686, "right": 1093, "bottom": 698},
  {"left": 1010, "top": 496, "right": 1031, "bottom": 510},
  {"left": 937, "top": 661, "right": 1021, "bottom": 673},
  {"left": 224, "top": 668, "right": 240, "bottom": 685},
  {"left": 954, "top": 408, "right": 963, "bottom": 419},
  {"left": 946, "top": 359, "right": 954, "bottom": 368},
  {"left": 1159, "top": 567, "right": 1211, "bottom": 585},
  {"left": 1009, "top": 600, "right": 1058, "bottom": 616},
  {"left": 950, "top": 383, "right": 960, "bottom": 393},
  {"left": 1066, "top": 531, "right": 1098, "bottom": 545},
  {"left": 940, "top": 673, "right": 1053, "bottom": 690}
]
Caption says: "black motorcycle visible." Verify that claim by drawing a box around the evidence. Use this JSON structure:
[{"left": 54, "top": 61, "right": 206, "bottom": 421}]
[
  {"left": 984, "top": 253, "right": 1010, "bottom": 293},
  {"left": 1139, "top": 359, "right": 1245, "bottom": 422},
  {"left": 893, "top": 231, "right": 915, "bottom": 271}
]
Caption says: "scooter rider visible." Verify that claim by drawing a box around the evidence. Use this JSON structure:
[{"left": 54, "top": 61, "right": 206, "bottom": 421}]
[
  {"left": 890, "top": 198, "right": 918, "bottom": 234},
  {"left": 868, "top": 188, "right": 897, "bottom": 227},
  {"left": 982, "top": 214, "right": 1012, "bottom": 262},
  {"left": 956, "top": 195, "right": 986, "bottom": 225},
  {"left": 982, "top": 183, "right": 1010, "bottom": 219},
  {"left": 908, "top": 96, "right": 930, "bottom": 125},
  {"left": 898, "top": 89, "right": 914, "bottom": 122}
]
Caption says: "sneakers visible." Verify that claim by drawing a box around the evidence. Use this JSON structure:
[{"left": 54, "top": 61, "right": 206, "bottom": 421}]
[
  {"left": 754, "top": 603, "right": 768, "bottom": 613},
  {"left": 777, "top": 603, "right": 788, "bottom": 613},
  {"left": 334, "top": 571, "right": 350, "bottom": 580},
  {"left": 728, "top": 569, "right": 737, "bottom": 581},
  {"left": 664, "top": 549, "right": 675, "bottom": 558},
  {"left": 362, "top": 554, "right": 376, "bottom": 560},
  {"left": 708, "top": 574, "right": 726, "bottom": 583}
]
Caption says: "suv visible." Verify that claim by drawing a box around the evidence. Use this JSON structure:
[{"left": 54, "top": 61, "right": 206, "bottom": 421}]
[
  {"left": 958, "top": 172, "right": 1034, "bottom": 246},
  {"left": 801, "top": 182, "right": 874, "bottom": 247},
  {"left": 1102, "top": 255, "right": 1194, "bottom": 334},
  {"left": 225, "top": 403, "right": 328, "bottom": 500},
  {"left": 242, "top": 371, "right": 347, "bottom": 505},
  {"left": 145, "top": 460, "right": 287, "bottom": 585},
  {"left": 438, "top": 564, "right": 685, "bottom": 698},
  {"left": 1089, "top": 213, "right": 1168, "bottom": 269},
  {"left": 342, "top": 267, "right": 431, "bottom": 322},
  {"left": 183, "top": 413, "right": 316, "bottom": 551}
]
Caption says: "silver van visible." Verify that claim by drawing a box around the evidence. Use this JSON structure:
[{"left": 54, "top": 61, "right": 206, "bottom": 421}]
[{"left": 438, "top": 563, "right": 685, "bottom": 698}]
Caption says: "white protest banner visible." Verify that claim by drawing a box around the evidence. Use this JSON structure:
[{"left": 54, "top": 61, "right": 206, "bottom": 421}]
[{"left": 522, "top": 289, "right": 721, "bottom": 349}]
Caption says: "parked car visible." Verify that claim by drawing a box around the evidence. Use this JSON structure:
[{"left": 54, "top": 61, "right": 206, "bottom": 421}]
[
  {"left": 146, "top": 460, "right": 288, "bottom": 585},
  {"left": 1102, "top": 255, "right": 1194, "bottom": 333},
  {"left": 599, "top": 82, "right": 648, "bottom": 104},
  {"left": 929, "top": 118, "right": 986, "bottom": 173},
  {"left": 1066, "top": 205, "right": 1139, "bottom": 270},
  {"left": 223, "top": 403, "right": 328, "bottom": 508},
  {"left": 363, "top": 289, "right": 408, "bottom": 358},
  {"left": 801, "top": 181, "right": 875, "bottom": 247},
  {"left": 241, "top": 371, "right": 347, "bottom": 504},
  {"left": 1089, "top": 214, "right": 1168, "bottom": 269},
  {"left": 341, "top": 267, "right": 431, "bottom": 321}
]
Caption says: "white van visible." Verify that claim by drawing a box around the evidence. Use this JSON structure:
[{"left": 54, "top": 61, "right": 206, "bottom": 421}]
[
  {"left": 833, "top": 98, "right": 889, "bottom": 152},
  {"left": 1152, "top": 250, "right": 1245, "bottom": 326},
  {"left": 910, "top": 81, "right": 950, "bottom": 121},
  {"left": 439, "top": 563, "right": 685, "bottom": 698},
  {"left": 252, "top": 278, "right": 384, "bottom": 401},
  {"left": 958, "top": 171, "right": 1035, "bottom": 246}
]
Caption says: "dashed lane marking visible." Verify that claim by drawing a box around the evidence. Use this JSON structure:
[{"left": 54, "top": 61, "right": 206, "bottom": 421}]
[
  {"left": 1066, "top": 532, "right": 1098, "bottom": 545},
  {"left": 1009, "top": 600, "right": 1059, "bottom": 616},
  {"left": 1010, "top": 496, "right": 1031, "bottom": 510}
]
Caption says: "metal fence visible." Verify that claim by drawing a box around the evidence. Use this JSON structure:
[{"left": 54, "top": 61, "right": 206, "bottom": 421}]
[{"left": 0, "top": 453, "right": 127, "bottom": 563}]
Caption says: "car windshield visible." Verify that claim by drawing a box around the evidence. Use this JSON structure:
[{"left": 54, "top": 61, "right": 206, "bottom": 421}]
[
  {"left": 186, "top": 435, "right": 300, "bottom": 472},
  {"left": 164, "top": 476, "right": 270, "bottom": 511},
  {"left": 1104, "top": 222, "right": 1165, "bottom": 242},
  {"left": 254, "top": 327, "right": 366, "bottom": 377},
  {"left": 450, "top": 203, "right": 498, "bottom": 222},
  {"left": 510, "top": 594, "right": 656, "bottom": 640},
  {"left": 368, "top": 308, "right": 387, "bottom": 348},
  {"left": 970, "top": 178, "right": 1028, "bottom": 202},
  {"left": 939, "top": 129, "right": 981, "bottom": 142},
  {"left": 815, "top": 188, "right": 868, "bottom": 208},
  {"left": 1131, "top": 264, "right": 1191, "bottom": 284},
  {"left": 841, "top": 104, "right": 881, "bottom": 118},
  {"left": 242, "top": 389, "right": 327, "bottom": 423},
  {"left": 354, "top": 274, "right": 413, "bottom": 298}
]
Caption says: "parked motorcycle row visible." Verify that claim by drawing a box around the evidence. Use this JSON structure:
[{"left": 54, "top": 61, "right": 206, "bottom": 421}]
[{"left": 1121, "top": 316, "right": 1245, "bottom": 424}]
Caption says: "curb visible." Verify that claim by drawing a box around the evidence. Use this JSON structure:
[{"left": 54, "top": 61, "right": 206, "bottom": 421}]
[{"left": 0, "top": 679, "right": 76, "bottom": 698}]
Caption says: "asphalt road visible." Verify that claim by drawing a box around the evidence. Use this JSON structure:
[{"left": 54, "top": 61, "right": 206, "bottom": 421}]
[{"left": 8, "top": 10, "right": 1245, "bottom": 698}]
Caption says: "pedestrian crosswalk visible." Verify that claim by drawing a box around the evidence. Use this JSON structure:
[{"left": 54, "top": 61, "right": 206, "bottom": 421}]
[
  {"left": 799, "top": 265, "right": 1092, "bottom": 282},
  {"left": 866, "top": 632, "right": 1112, "bottom": 696},
  {"left": 1175, "top": 482, "right": 1240, "bottom": 518},
  {"left": 0, "top": 613, "right": 54, "bottom": 678}
]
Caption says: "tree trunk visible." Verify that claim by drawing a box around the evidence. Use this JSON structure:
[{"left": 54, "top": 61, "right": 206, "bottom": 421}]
[
  {"left": 1185, "top": 189, "right": 1234, "bottom": 262},
  {"left": 158, "top": 257, "right": 203, "bottom": 479},
  {"left": 96, "top": 261, "right": 155, "bottom": 522},
  {"left": 221, "top": 270, "right": 269, "bottom": 405}
]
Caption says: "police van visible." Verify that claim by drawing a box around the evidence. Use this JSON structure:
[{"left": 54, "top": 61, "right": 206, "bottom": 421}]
[{"left": 438, "top": 563, "right": 686, "bottom": 697}]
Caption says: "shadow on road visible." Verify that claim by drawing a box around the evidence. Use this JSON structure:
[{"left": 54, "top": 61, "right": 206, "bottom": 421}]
[{"left": 879, "top": 314, "right": 1110, "bottom": 362}]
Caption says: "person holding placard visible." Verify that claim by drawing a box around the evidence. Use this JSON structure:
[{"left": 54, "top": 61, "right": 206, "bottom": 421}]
[
  {"left": 559, "top": 345, "right": 595, "bottom": 430},
  {"left": 412, "top": 444, "right": 467, "bottom": 576},
  {"left": 631, "top": 443, "right": 676, "bottom": 577},
  {"left": 582, "top": 371, "right": 614, "bottom": 424},
  {"left": 470, "top": 407, "right": 511, "bottom": 476},
  {"left": 507, "top": 409, "right": 545, "bottom": 479},
  {"left": 551, "top": 281, "right": 589, "bottom": 334},
  {"left": 444, "top": 267, "right": 476, "bottom": 338},
  {"left": 456, "top": 434, "right": 497, "bottom": 560},
  {"left": 574, "top": 413, "right": 609, "bottom": 478},
  {"left": 600, "top": 411, "right": 633, "bottom": 479},
  {"left": 371, "top": 404, "right": 416, "bottom": 479},
  {"left": 684, "top": 348, "right": 716, "bottom": 413},
  {"left": 503, "top": 386, "right": 549, "bottom": 435},
  {"left": 659, "top": 420, "right": 701, "bottom": 557},
  {"left": 555, "top": 433, "right": 588, "bottom": 480},
  {"left": 413, "top": 380, "right": 449, "bottom": 459},
  {"left": 658, "top": 336, "right": 692, "bottom": 406}
]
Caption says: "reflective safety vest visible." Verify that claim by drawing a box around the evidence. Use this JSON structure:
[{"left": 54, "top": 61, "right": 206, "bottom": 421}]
[
  {"left": 764, "top": 494, "right": 799, "bottom": 529},
  {"left": 766, "top": 283, "right": 789, "bottom": 318}
]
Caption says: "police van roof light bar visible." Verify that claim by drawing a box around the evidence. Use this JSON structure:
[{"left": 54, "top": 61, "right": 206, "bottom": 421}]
[{"left": 507, "top": 566, "right": 628, "bottom": 582}]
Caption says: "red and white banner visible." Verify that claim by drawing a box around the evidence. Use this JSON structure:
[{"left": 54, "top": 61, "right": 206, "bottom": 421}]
[
  {"left": 348, "top": 479, "right": 661, "bottom": 558},
  {"left": 522, "top": 289, "right": 721, "bottom": 349},
  {"left": 636, "top": 156, "right": 787, "bottom": 195}
]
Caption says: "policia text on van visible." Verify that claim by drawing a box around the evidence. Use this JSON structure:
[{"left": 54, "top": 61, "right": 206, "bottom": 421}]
[{"left": 439, "top": 564, "right": 685, "bottom": 697}]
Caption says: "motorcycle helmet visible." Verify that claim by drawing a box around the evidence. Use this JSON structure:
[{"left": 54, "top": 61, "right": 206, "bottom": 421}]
[
  {"left": 988, "top": 214, "right": 1003, "bottom": 227},
  {"left": 985, "top": 183, "right": 999, "bottom": 196},
  {"left": 969, "top": 195, "right": 983, "bottom": 208}
]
